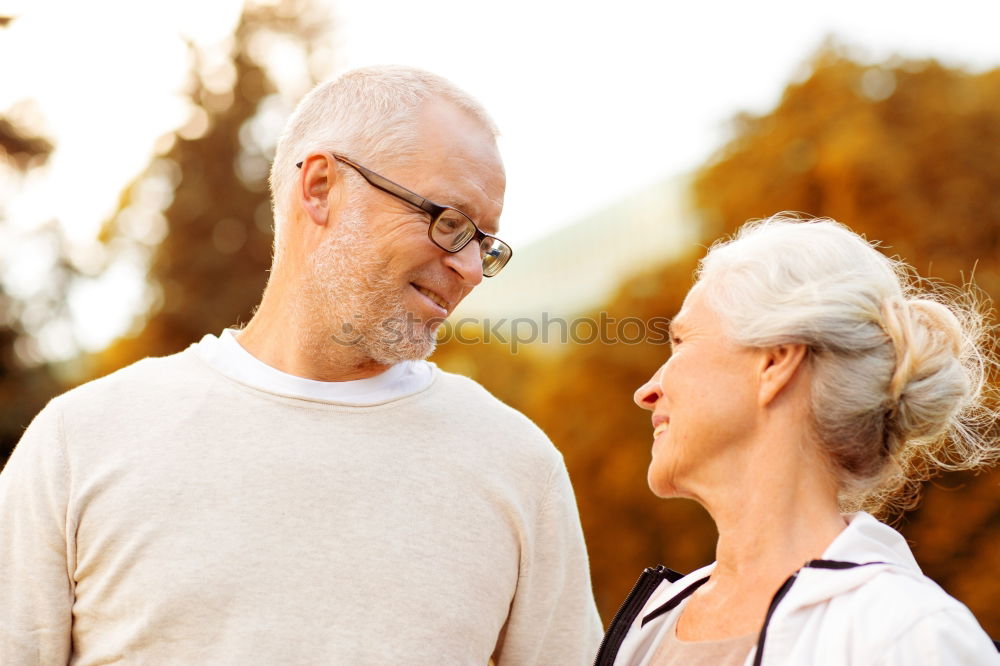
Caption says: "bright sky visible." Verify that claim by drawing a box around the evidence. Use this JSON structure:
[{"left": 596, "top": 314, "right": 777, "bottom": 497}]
[{"left": 1, "top": 0, "right": 999, "bottom": 355}]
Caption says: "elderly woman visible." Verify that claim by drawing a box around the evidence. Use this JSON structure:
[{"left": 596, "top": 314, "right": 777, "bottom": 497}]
[{"left": 595, "top": 216, "right": 1000, "bottom": 665}]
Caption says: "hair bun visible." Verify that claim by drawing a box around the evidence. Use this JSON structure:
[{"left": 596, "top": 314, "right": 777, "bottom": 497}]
[
  {"left": 882, "top": 298, "right": 968, "bottom": 442},
  {"left": 699, "top": 215, "right": 999, "bottom": 517}
]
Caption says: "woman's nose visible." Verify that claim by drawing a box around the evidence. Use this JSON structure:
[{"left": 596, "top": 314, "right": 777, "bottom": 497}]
[{"left": 633, "top": 371, "right": 663, "bottom": 410}]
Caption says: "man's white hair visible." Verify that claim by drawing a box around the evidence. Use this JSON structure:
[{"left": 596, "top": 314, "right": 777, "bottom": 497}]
[{"left": 269, "top": 65, "right": 499, "bottom": 249}]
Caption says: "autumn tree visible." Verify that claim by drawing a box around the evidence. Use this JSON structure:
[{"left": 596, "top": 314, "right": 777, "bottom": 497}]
[
  {"left": 436, "top": 46, "right": 1000, "bottom": 633},
  {"left": 688, "top": 45, "right": 1000, "bottom": 634},
  {"left": 92, "top": 0, "right": 329, "bottom": 375},
  {"left": 0, "top": 14, "right": 64, "bottom": 463}
]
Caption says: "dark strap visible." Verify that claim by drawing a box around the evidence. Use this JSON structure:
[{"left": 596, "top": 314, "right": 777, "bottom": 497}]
[
  {"left": 593, "top": 566, "right": 680, "bottom": 666},
  {"left": 640, "top": 576, "right": 710, "bottom": 627}
]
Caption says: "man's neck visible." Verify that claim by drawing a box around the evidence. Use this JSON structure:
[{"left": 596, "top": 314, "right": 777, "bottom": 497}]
[{"left": 237, "top": 279, "right": 391, "bottom": 382}]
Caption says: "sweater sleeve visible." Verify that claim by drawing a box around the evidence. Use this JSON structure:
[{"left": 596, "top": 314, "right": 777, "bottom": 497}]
[
  {"left": 0, "top": 402, "right": 74, "bottom": 665},
  {"left": 877, "top": 606, "right": 1000, "bottom": 666},
  {"left": 493, "top": 457, "right": 603, "bottom": 665}
]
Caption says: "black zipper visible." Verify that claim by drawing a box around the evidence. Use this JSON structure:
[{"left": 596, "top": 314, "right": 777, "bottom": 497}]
[{"left": 593, "top": 565, "right": 676, "bottom": 666}]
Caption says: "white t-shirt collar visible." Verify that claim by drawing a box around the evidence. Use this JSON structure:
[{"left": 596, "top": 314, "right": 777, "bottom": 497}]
[{"left": 193, "top": 329, "right": 435, "bottom": 405}]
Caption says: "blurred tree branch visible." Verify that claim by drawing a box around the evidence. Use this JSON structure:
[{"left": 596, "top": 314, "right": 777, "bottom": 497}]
[
  {"left": 0, "top": 117, "right": 53, "bottom": 168},
  {"left": 90, "top": 0, "right": 331, "bottom": 375},
  {"left": 0, "top": 15, "right": 61, "bottom": 461}
]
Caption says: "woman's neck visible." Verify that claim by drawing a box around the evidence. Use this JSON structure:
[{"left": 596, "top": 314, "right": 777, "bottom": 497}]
[
  {"left": 712, "top": 494, "right": 846, "bottom": 586},
  {"left": 674, "top": 442, "right": 847, "bottom": 641}
]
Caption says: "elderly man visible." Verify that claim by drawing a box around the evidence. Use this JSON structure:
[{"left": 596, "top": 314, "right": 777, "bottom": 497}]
[{"left": 0, "top": 66, "right": 602, "bottom": 664}]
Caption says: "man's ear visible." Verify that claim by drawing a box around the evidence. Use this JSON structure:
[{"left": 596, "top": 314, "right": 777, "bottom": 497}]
[
  {"left": 297, "top": 154, "right": 342, "bottom": 227},
  {"left": 758, "top": 343, "right": 809, "bottom": 407}
]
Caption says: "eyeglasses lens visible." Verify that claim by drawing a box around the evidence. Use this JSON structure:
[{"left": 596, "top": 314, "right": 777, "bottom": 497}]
[
  {"left": 431, "top": 209, "right": 511, "bottom": 277},
  {"left": 432, "top": 210, "right": 477, "bottom": 251},
  {"left": 480, "top": 237, "right": 512, "bottom": 277}
]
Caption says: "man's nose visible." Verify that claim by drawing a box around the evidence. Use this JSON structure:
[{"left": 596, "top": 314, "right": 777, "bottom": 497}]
[{"left": 444, "top": 241, "right": 485, "bottom": 288}]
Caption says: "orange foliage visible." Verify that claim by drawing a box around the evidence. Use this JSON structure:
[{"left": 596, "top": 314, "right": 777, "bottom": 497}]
[
  {"left": 437, "top": 46, "right": 1000, "bottom": 634},
  {"left": 689, "top": 45, "right": 1000, "bottom": 634},
  {"left": 5, "top": 21, "right": 999, "bottom": 639}
]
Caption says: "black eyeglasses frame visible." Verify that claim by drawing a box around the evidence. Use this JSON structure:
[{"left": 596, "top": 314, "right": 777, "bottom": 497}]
[{"left": 295, "top": 152, "right": 512, "bottom": 277}]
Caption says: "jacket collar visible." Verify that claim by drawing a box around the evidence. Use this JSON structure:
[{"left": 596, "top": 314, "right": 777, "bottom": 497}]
[
  {"left": 822, "top": 511, "right": 919, "bottom": 570},
  {"left": 778, "top": 511, "right": 921, "bottom": 610},
  {"left": 640, "top": 512, "right": 920, "bottom": 624}
]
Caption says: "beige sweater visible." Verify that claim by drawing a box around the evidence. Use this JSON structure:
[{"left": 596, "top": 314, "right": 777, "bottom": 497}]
[{"left": 0, "top": 347, "right": 602, "bottom": 664}]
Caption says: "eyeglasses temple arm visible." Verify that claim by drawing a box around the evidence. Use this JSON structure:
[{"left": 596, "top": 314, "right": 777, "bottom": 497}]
[
  {"left": 295, "top": 158, "right": 441, "bottom": 217},
  {"left": 334, "top": 155, "right": 442, "bottom": 218}
]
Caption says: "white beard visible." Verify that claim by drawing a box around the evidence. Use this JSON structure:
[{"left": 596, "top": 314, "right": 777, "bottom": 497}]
[{"left": 299, "top": 207, "right": 440, "bottom": 365}]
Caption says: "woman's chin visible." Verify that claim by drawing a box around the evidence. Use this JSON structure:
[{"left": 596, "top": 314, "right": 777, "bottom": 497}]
[{"left": 646, "top": 467, "right": 680, "bottom": 499}]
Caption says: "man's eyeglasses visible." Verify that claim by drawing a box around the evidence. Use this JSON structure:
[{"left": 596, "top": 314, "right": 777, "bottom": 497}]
[{"left": 296, "top": 153, "right": 513, "bottom": 277}]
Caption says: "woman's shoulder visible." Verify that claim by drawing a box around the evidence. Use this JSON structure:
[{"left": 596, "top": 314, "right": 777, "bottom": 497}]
[
  {"left": 777, "top": 514, "right": 998, "bottom": 662},
  {"left": 772, "top": 561, "right": 997, "bottom": 664},
  {"left": 842, "top": 563, "right": 973, "bottom": 618},
  {"left": 800, "top": 513, "right": 986, "bottom": 634},
  {"left": 841, "top": 570, "right": 997, "bottom": 663}
]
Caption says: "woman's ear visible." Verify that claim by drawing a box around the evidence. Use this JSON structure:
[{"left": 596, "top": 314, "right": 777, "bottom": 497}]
[
  {"left": 758, "top": 343, "right": 809, "bottom": 407},
  {"left": 297, "top": 154, "right": 341, "bottom": 227}
]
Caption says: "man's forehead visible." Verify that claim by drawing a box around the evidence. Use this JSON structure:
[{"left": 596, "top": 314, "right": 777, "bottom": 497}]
[
  {"left": 445, "top": 191, "right": 504, "bottom": 233},
  {"left": 413, "top": 161, "right": 504, "bottom": 233}
]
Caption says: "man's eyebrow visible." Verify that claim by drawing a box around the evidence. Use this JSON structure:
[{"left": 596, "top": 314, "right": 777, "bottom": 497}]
[
  {"left": 431, "top": 190, "right": 501, "bottom": 234},
  {"left": 448, "top": 201, "right": 499, "bottom": 234}
]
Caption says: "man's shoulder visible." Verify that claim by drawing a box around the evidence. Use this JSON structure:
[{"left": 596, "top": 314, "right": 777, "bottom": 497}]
[
  {"left": 432, "top": 368, "right": 542, "bottom": 426},
  {"left": 426, "top": 367, "right": 562, "bottom": 462},
  {"left": 51, "top": 346, "right": 204, "bottom": 415},
  {"left": 432, "top": 368, "right": 504, "bottom": 401}
]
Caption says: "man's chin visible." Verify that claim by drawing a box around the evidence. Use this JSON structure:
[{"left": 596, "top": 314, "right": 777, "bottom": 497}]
[
  {"left": 366, "top": 318, "right": 440, "bottom": 364},
  {"left": 370, "top": 337, "right": 437, "bottom": 365}
]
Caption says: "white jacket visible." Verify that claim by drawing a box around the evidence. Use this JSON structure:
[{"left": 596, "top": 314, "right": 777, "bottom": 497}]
[{"left": 596, "top": 512, "right": 999, "bottom": 665}]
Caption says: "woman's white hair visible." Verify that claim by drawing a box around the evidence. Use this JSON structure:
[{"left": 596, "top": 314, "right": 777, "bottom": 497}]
[
  {"left": 697, "top": 214, "right": 999, "bottom": 515},
  {"left": 268, "top": 65, "right": 498, "bottom": 249}
]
